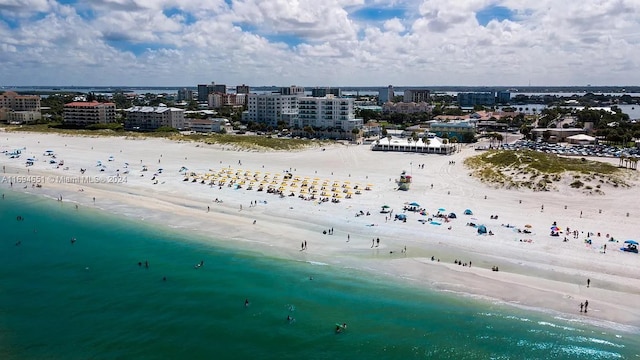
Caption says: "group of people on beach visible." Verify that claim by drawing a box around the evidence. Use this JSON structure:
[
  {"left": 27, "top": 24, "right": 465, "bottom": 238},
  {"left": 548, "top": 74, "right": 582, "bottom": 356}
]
[
  {"left": 454, "top": 259, "right": 471, "bottom": 267},
  {"left": 580, "top": 300, "right": 590, "bottom": 313}
]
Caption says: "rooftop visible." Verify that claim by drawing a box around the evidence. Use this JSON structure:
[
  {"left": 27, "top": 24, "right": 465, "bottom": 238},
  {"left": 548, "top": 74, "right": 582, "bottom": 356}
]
[{"left": 65, "top": 101, "right": 115, "bottom": 107}]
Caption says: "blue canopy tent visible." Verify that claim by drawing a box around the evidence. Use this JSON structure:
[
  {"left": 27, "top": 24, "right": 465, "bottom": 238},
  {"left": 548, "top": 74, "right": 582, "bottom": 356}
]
[
  {"left": 622, "top": 240, "right": 639, "bottom": 253},
  {"left": 395, "top": 214, "right": 407, "bottom": 221},
  {"left": 464, "top": 209, "right": 473, "bottom": 215},
  {"left": 448, "top": 213, "right": 457, "bottom": 218},
  {"left": 477, "top": 225, "right": 487, "bottom": 234}
]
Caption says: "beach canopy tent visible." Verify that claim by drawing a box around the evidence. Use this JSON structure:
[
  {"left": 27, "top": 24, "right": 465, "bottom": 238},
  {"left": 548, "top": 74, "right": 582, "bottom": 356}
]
[
  {"left": 395, "top": 214, "right": 407, "bottom": 220},
  {"left": 464, "top": 209, "right": 473, "bottom": 215},
  {"left": 622, "top": 240, "right": 638, "bottom": 253},
  {"left": 477, "top": 225, "right": 487, "bottom": 234},
  {"left": 448, "top": 213, "right": 457, "bottom": 218}
]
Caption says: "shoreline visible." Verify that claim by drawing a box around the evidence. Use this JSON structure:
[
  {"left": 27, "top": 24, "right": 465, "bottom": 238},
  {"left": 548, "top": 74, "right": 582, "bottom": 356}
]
[{"left": 2, "top": 132, "right": 640, "bottom": 331}]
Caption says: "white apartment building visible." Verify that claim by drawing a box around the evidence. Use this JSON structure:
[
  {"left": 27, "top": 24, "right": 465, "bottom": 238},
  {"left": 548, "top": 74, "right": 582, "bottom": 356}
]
[
  {"left": 63, "top": 101, "right": 116, "bottom": 126},
  {"left": 243, "top": 93, "right": 300, "bottom": 128},
  {"left": 124, "top": 106, "right": 185, "bottom": 131},
  {"left": 244, "top": 94, "right": 363, "bottom": 132},
  {"left": 0, "top": 91, "right": 41, "bottom": 123},
  {"left": 295, "top": 96, "right": 362, "bottom": 131}
]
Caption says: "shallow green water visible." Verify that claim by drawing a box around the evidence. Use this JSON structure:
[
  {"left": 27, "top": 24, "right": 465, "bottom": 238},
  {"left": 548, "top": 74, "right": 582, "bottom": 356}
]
[{"left": 0, "top": 192, "right": 637, "bottom": 359}]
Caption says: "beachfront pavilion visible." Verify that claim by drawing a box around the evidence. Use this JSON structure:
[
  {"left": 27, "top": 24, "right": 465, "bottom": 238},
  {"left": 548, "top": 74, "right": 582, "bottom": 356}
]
[{"left": 370, "top": 136, "right": 455, "bottom": 155}]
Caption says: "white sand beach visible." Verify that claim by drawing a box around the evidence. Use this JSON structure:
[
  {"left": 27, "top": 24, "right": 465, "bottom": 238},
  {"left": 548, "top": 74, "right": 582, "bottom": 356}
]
[{"left": 2, "top": 131, "right": 640, "bottom": 330}]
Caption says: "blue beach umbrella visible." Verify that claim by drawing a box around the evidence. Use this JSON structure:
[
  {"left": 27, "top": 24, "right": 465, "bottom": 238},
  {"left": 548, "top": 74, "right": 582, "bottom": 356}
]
[
  {"left": 409, "top": 202, "right": 420, "bottom": 207},
  {"left": 624, "top": 240, "right": 638, "bottom": 245},
  {"left": 438, "top": 208, "right": 446, "bottom": 212}
]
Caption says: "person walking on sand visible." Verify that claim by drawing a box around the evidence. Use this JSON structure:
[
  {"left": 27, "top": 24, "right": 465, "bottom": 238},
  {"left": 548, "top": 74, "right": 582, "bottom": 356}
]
[
  {"left": 584, "top": 300, "right": 589, "bottom": 313},
  {"left": 587, "top": 278, "right": 590, "bottom": 288},
  {"left": 347, "top": 234, "right": 350, "bottom": 242},
  {"left": 580, "top": 303, "right": 584, "bottom": 312}
]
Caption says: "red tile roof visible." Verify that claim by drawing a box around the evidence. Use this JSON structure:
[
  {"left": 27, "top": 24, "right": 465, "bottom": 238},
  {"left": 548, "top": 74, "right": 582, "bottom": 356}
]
[{"left": 65, "top": 101, "right": 115, "bottom": 107}]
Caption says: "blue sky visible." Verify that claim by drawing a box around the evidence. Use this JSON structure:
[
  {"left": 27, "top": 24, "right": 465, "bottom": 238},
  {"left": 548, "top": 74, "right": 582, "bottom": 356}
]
[
  {"left": 475, "top": 5, "right": 515, "bottom": 26},
  {"left": 0, "top": 0, "right": 639, "bottom": 86}
]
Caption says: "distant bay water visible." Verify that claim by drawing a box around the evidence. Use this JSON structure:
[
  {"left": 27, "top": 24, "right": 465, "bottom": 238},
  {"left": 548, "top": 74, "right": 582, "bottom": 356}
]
[{"left": 0, "top": 191, "right": 638, "bottom": 359}]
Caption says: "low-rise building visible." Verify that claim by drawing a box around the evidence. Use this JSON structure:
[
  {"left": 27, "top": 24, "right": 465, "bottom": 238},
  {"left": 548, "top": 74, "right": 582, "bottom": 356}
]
[
  {"left": 362, "top": 121, "right": 382, "bottom": 137},
  {"left": 186, "top": 118, "right": 233, "bottom": 133},
  {"left": 63, "top": 101, "right": 116, "bottom": 126},
  {"left": 530, "top": 128, "right": 585, "bottom": 142},
  {"left": 383, "top": 102, "right": 431, "bottom": 114},
  {"left": 124, "top": 105, "right": 185, "bottom": 131},
  {"left": 7, "top": 111, "right": 42, "bottom": 124},
  {"left": 429, "top": 122, "right": 475, "bottom": 142}
]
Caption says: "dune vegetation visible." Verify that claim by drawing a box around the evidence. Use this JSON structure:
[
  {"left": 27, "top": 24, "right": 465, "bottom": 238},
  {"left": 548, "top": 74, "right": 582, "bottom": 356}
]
[{"left": 464, "top": 150, "right": 632, "bottom": 194}]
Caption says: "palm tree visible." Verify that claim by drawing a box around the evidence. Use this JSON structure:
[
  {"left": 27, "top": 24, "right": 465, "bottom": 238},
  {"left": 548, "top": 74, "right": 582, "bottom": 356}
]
[{"left": 450, "top": 137, "right": 459, "bottom": 152}]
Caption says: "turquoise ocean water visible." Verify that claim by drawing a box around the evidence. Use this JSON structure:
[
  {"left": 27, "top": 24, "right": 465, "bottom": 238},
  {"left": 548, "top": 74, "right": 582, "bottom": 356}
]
[{"left": 1, "top": 192, "right": 638, "bottom": 359}]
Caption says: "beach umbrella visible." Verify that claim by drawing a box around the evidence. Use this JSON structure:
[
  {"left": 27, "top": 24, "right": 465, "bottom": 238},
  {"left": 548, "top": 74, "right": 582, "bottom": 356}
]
[
  {"left": 438, "top": 208, "right": 446, "bottom": 212},
  {"left": 409, "top": 202, "right": 420, "bottom": 207},
  {"left": 624, "top": 240, "right": 638, "bottom": 245},
  {"left": 381, "top": 205, "right": 390, "bottom": 209}
]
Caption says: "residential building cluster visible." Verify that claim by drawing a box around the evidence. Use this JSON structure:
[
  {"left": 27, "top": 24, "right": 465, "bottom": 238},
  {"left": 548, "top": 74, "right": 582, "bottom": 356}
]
[{"left": 1, "top": 83, "right": 526, "bottom": 143}]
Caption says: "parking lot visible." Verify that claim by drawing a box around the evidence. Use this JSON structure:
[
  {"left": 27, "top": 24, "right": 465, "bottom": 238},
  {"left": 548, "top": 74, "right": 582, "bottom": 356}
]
[{"left": 500, "top": 140, "right": 640, "bottom": 158}]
